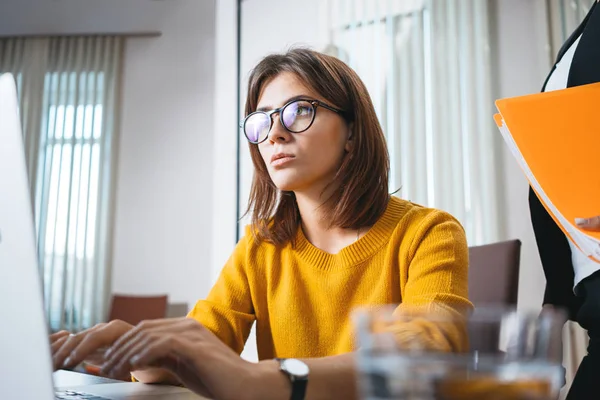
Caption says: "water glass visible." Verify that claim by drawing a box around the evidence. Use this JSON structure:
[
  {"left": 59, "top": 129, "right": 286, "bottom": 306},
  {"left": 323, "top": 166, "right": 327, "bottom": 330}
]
[{"left": 353, "top": 305, "right": 567, "bottom": 400}]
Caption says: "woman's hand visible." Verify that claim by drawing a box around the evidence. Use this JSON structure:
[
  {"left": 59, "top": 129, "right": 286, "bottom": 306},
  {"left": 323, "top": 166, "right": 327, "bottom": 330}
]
[
  {"left": 576, "top": 216, "right": 600, "bottom": 232},
  {"left": 100, "top": 318, "right": 259, "bottom": 400},
  {"left": 50, "top": 320, "right": 133, "bottom": 372}
]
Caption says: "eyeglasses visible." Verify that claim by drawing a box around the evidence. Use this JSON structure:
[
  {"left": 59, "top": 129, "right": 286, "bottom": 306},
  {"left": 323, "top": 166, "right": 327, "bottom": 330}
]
[{"left": 241, "top": 98, "right": 348, "bottom": 144}]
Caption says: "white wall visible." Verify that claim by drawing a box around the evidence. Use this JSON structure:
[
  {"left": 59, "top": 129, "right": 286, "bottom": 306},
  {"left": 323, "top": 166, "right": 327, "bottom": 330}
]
[
  {"left": 491, "top": 0, "right": 553, "bottom": 311},
  {"left": 0, "top": 0, "right": 167, "bottom": 36},
  {"left": 211, "top": 0, "right": 239, "bottom": 283},
  {"left": 111, "top": 0, "right": 216, "bottom": 311}
]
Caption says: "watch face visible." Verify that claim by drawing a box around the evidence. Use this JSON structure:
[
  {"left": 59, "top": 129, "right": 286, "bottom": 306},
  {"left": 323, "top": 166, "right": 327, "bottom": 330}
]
[{"left": 282, "top": 358, "right": 309, "bottom": 378}]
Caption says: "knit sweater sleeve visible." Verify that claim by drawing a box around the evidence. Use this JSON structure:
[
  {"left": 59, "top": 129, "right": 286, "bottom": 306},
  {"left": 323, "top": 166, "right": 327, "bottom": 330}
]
[
  {"left": 390, "top": 210, "right": 473, "bottom": 352},
  {"left": 187, "top": 233, "right": 255, "bottom": 355}
]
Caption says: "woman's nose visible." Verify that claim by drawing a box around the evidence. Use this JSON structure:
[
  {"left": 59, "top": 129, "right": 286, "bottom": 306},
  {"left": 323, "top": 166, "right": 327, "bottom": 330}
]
[{"left": 267, "top": 112, "right": 291, "bottom": 143}]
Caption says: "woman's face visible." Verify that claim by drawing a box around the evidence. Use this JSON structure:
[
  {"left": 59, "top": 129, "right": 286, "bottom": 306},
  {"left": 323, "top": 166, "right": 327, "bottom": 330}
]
[{"left": 256, "top": 72, "right": 351, "bottom": 194}]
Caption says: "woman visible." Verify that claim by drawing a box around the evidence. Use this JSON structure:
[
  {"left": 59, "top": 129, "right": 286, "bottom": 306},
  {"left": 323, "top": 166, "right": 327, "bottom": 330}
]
[
  {"left": 530, "top": 0, "right": 600, "bottom": 398},
  {"left": 51, "top": 48, "right": 471, "bottom": 400}
]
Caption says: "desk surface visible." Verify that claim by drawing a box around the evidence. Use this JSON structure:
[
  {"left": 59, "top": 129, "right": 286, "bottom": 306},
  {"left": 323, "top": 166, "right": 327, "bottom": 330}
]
[
  {"left": 53, "top": 370, "right": 124, "bottom": 387},
  {"left": 53, "top": 370, "right": 209, "bottom": 399}
]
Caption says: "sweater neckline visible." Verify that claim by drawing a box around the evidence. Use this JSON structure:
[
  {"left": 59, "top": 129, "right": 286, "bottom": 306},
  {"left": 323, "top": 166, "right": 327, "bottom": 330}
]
[{"left": 294, "top": 196, "right": 406, "bottom": 271}]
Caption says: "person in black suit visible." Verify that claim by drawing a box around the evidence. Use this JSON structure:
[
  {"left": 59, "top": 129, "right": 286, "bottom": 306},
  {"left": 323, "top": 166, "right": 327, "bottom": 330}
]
[{"left": 530, "top": 1, "right": 600, "bottom": 398}]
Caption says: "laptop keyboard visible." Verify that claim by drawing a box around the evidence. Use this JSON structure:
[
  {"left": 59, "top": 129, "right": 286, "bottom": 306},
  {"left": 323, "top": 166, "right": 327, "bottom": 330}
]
[{"left": 55, "top": 390, "right": 110, "bottom": 400}]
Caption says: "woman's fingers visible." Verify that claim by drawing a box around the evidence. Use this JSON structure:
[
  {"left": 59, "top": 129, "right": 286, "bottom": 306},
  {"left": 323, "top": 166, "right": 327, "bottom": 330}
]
[
  {"left": 50, "top": 330, "right": 71, "bottom": 344},
  {"left": 105, "top": 318, "right": 187, "bottom": 360},
  {"left": 128, "top": 336, "right": 180, "bottom": 372},
  {"left": 65, "top": 320, "right": 133, "bottom": 368},
  {"left": 101, "top": 329, "right": 154, "bottom": 374},
  {"left": 54, "top": 320, "right": 133, "bottom": 370},
  {"left": 102, "top": 319, "right": 198, "bottom": 378},
  {"left": 576, "top": 216, "right": 600, "bottom": 232},
  {"left": 105, "top": 336, "right": 174, "bottom": 378},
  {"left": 53, "top": 332, "right": 84, "bottom": 370},
  {"left": 51, "top": 334, "right": 71, "bottom": 355}
]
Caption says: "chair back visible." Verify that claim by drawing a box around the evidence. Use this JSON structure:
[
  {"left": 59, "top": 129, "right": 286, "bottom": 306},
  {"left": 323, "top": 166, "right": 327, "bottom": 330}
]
[
  {"left": 468, "top": 239, "right": 522, "bottom": 306},
  {"left": 108, "top": 294, "right": 168, "bottom": 325}
]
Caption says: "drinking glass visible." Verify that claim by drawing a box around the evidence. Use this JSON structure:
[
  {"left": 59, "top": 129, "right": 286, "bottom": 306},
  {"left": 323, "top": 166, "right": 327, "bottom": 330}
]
[{"left": 353, "top": 305, "right": 567, "bottom": 400}]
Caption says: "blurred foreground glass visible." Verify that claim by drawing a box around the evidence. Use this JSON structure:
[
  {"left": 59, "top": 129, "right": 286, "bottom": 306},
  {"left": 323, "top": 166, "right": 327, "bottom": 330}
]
[{"left": 353, "top": 306, "right": 567, "bottom": 400}]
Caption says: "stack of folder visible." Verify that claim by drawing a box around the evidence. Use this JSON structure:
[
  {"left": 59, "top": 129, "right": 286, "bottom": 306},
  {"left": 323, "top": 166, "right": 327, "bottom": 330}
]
[{"left": 494, "top": 82, "right": 600, "bottom": 263}]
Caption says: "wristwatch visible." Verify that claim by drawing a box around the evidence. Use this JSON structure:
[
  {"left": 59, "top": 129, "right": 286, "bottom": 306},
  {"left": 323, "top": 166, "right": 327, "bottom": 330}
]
[{"left": 276, "top": 358, "right": 309, "bottom": 400}]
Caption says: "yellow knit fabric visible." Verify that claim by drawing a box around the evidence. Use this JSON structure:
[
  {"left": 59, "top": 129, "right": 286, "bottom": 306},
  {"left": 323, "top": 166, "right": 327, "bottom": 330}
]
[{"left": 188, "top": 196, "right": 472, "bottom": 359}]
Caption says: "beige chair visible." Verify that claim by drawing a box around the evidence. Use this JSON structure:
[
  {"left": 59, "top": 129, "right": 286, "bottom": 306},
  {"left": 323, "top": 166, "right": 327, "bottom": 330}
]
[{"left": 468, "top": 239, "right": 522, "bottom": 306}]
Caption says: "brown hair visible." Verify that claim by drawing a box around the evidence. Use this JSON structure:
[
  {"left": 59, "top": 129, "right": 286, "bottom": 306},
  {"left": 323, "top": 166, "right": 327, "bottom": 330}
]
[{"left": 244, "top": 48, "right": 390, "bottom": 245}]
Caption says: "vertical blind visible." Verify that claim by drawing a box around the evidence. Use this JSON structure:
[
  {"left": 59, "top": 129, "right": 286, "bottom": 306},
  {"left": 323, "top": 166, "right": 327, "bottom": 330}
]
[
  {"left": 325, "top": 0, "right": 500, "bottom": 245},
  {"left": 0, "top": 36, "right": 123, "bottom": 331}
]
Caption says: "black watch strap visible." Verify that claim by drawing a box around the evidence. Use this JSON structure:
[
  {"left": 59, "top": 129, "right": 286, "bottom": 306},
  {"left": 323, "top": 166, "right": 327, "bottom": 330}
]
[
  {"left": 291, "top": 378, "right": 307, "bottom": 400},
  {"left": 276, "top": 358, "right": 308, "bottom": 400}
]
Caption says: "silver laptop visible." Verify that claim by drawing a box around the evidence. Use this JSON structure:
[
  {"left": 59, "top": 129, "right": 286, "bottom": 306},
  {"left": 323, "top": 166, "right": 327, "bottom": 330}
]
[{"left": 0, "top": 73, "right": 205, "bottom": 399}]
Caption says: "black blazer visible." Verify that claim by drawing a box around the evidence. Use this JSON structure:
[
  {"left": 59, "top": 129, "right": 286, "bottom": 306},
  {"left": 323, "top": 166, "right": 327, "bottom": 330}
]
[{"left": 530, "top": 1, "right": 600, "bottom": 320}]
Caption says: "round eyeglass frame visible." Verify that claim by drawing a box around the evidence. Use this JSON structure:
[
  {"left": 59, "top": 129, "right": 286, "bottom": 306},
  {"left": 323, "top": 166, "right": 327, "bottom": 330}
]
[{"left": 240, "top": 98, "right": 349, "bottom": 144}]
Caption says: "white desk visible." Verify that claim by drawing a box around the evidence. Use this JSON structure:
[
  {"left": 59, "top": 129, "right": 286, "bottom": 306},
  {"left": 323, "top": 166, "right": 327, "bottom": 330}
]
[
  {"left": 53, "top": 369, "right": 123, "bottom": 387},
  {"left": 53, "top": 370, "right": 209, "bottom": 399}
]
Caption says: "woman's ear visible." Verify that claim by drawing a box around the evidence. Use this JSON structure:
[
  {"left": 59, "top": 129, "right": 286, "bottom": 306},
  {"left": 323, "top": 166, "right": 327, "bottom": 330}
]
[{"left": 345, "top": 123, "right": 354, "bottom": 152}]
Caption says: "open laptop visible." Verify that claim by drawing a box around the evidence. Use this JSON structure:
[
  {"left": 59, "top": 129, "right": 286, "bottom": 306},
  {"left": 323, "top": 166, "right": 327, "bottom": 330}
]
[{"left": 0, "top": 73, "right": 205, "bottom": 399}]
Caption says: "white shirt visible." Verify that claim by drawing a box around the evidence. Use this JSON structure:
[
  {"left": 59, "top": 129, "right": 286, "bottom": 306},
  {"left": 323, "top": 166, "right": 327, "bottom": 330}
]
[{"left": 543, "top": 35, "right": 600, "bottom": 289}]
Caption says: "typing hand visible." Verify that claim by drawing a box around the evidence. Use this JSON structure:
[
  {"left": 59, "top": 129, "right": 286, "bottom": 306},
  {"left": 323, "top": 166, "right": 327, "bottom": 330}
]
[
  {"left": 50, "top": 320, "right": 133, "bottom": 372},
  {"left": 575, "top": 216, "right": 600, "bottom": 232},
  {"left": 100, "top": 318, "right": 256, "bottom": 400}
]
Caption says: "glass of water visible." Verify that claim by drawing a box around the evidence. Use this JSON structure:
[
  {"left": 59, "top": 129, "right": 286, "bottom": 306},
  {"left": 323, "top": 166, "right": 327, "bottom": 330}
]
[{"left": 353, "top": 305, "right": 567, "bottom": 400}]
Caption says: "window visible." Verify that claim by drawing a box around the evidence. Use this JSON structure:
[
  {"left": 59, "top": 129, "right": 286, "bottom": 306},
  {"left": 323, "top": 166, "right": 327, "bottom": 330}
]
[
  {"left": 39, "top": 72, "right": 105, "bottom": 330},
  {"left": 1, "top": 36, "right": 123, "bottom": 331}
]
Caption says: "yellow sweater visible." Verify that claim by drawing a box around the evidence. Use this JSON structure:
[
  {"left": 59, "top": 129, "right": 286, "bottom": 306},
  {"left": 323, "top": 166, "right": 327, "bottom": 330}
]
[{"left": 188, "top": 196, "right": 472, "bottom": 359}]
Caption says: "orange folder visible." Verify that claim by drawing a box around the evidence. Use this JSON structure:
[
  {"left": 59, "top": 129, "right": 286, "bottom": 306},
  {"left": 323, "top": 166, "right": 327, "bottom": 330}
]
[{"left": 494, "top": 82, "right": 600, "bottom": 262}]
